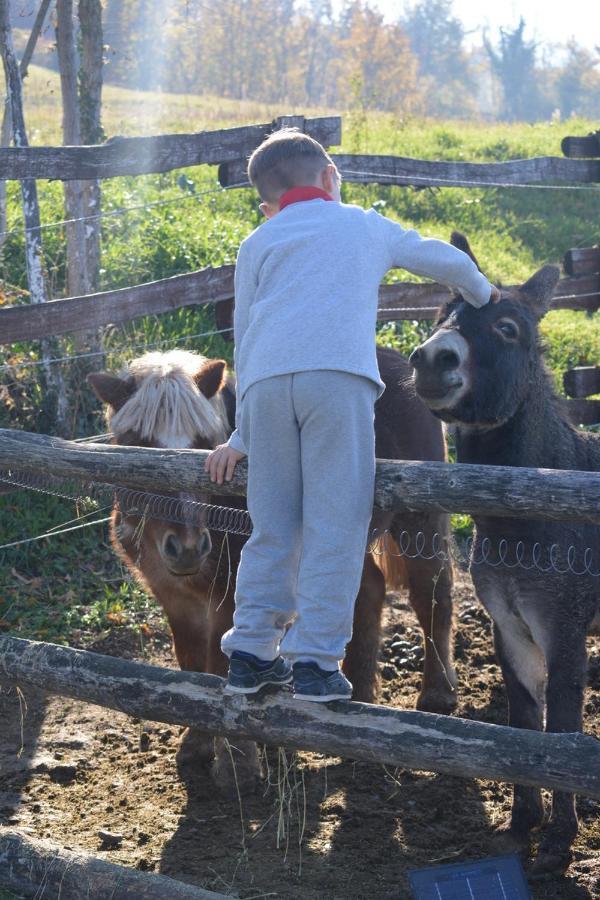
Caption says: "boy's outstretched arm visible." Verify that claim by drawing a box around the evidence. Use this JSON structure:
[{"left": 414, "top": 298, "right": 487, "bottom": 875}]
[{"left": 376, "top": 214, "right": 498, "bottom": 308}]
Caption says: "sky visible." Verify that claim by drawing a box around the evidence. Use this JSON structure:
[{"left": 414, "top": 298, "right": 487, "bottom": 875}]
[{"left": 371, "top": 0, "right": 600, "bottom": 51}]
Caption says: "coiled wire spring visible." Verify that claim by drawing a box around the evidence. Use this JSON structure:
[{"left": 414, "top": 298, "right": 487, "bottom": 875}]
[{"left": 1, "top": 469, "right": 598, "bottom": 577}]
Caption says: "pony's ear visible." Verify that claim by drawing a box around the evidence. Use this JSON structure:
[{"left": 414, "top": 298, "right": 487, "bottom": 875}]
[
  {"left": 518, "top": 265, "right": 560, "bottom": 318},
  {"left": 450, "top": 231, "right": 484, "bottom": 274},
  {"left": 195, "top": 359, "right": 227, "bottom": 399},
  {"left": 87, "top": 372, "right": 135, "bottom": 411}
]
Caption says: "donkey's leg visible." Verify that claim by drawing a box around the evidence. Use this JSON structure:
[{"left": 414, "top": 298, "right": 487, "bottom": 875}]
[
  {"left": 532, "top": 628, "right": 588, "bottom": 874},
  {"left": 492, "top": 621, "right": 546, "bottom": 849},
  {"left": 344, "top": 552, "right": 386, "bottom": 703}
]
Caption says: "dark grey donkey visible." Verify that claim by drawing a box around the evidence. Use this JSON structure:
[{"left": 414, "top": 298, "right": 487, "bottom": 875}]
[{"left": 410, "top": 233, "right": 599, "bottom": 875}]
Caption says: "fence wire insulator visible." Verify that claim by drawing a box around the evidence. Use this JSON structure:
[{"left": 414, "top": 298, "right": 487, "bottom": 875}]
[{"left": 1, "top": 470, "right": 598, "bottom": 577}]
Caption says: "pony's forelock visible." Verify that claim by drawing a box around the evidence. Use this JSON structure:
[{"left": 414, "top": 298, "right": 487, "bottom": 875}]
[{"left": 109, "top": 350, "right": 229, "bottom": 446}]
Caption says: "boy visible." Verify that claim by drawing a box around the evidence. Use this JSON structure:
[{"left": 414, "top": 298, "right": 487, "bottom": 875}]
[{"left": 206, "top": 129, "right": 498, "bottom": 702}]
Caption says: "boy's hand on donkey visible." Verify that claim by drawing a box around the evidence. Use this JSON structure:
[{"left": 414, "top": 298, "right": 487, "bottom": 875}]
[{"left": 205, "top": 444, "right": 245, "bottom": 485}]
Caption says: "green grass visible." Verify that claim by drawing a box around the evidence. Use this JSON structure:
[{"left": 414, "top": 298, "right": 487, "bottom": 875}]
[{"left": 1, "top": 84, "right": 598, "bottom": 644}]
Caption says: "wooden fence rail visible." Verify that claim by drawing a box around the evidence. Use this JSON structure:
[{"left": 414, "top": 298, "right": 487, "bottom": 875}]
[
  {"left": 1, "top": 268, "right": 597, "bottom": 345},
  {"left": 0, "top": 831, "right": 228, "bottom": 900},
  {"left": 1, "top": 429, "right": 600, "bottom": 524},
  {"left": 0, "top": 116, "right": 341, "bottom": 180},
  {"left": 219, "top": 153, "right": 600, "bottom": 189},
  {"left": 2, "top": 636, "right": 599, "bottom": 798}
]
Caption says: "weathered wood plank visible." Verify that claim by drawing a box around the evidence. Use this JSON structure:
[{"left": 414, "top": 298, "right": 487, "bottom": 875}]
[
  {"left": 0, "top": 115, "right": 341, "bottom": 180},
  {"left": 561, "top": 132, "right": 600, "bottom": 159},
  {"left": 0, "top": 830, "right": 228, "bottom": 900},
  {"left": 566, "top": 398, "right": 600, "bottom": 426},
  {"left": 1, "top": 429, "right": 599, "bottom": 523},
  {"left": 0, "top": 266, "right": 235, "bottom": 342},
  {"left": 1, "top": 268, "right": 597, "bottom": 345},
  {"left": 219, "top": 152, "right": 600, "bottom": 189},
  {"left": 1, "top": 636, "right": 599, "bottom": 798},
  {"left": 564, "top": 246, "right": 600, "bottom": 277},
  {"left": 564, "top": 367, "right": 600, "bottom": 399}
]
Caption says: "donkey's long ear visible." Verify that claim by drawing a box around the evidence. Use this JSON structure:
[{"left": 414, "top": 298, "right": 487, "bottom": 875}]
[
  {"left": 518, "top": 265, "right": 560, "bottom": 319},
  {"left": 195, "top": 359, "right": 227, "bottom": 399},
  {"left": 450, "top": 231, "right": 484, "bottom": 274},
  {"left": 87, "top": 372, "right": 135, "bottom": 411}
]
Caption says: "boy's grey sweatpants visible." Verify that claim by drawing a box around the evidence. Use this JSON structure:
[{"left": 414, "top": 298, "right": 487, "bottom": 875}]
[{"left": 221, "top": 370, "right": 377, "bottom": 670}]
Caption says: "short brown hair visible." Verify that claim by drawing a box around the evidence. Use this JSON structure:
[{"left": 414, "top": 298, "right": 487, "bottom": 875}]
[{"left": 248, "top": 129, "right": 333, "bottom": 203}]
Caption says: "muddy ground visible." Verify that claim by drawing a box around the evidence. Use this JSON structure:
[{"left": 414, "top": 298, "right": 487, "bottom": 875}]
[{"left": 1, "top": 575, "right": 598, "bottom": 899}]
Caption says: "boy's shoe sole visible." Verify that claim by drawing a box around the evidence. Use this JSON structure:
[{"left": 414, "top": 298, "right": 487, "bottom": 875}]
[
  {"left": 224, "top": 673, "right": 293, "bottom": 695},
  {"left": 293, "top": 690, "right": 351, "bottom": 702}
]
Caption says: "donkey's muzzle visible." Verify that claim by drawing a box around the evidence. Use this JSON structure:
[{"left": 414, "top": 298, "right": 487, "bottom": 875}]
[{"left": 409, "top": 330, "right": 468, "bottom": 408}]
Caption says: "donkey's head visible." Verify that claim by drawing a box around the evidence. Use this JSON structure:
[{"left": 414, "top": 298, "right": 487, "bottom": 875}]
[
  {"left": 88, "top": 350, "right": 233, "bottom": 577},
  {"left": 410, "top": 233, "right": 560, "bottom": 429}
]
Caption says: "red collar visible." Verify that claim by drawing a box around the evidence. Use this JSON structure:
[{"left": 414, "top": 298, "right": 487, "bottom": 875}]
[{"left": 279, "top": 186, "right": 334, "bottom": 210}]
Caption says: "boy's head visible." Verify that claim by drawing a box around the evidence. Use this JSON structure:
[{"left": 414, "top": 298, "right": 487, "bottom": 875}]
[{"left": 248, "top": 128, "right": 341, "bottom": 218}]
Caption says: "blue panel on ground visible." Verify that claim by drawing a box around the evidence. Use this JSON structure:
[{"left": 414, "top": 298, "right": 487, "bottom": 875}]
[{"left": 408, "top": 854, "right": 531, "bottom": 899}]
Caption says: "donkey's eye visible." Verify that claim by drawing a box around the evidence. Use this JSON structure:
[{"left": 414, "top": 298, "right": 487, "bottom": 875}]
[{"left": 496, "top": 320, "right": 519, "bottom": 340}]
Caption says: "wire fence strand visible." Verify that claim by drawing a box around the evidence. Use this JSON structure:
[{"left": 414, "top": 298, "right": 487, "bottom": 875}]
[{"left": 1, "top": 469, "right": 598, "bottom": 578}]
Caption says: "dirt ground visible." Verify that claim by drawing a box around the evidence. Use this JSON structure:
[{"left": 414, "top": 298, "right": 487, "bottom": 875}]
[{"left": 1, "top": 574, "right": 598, "bottom": 899}]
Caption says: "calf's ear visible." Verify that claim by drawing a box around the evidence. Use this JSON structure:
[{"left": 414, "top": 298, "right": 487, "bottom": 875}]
[
  {"left": 195, "top": 359, "right": 227, "bottom": 399},
  {"left": 87, "top": 372, "right": 135, "bottom": 411},
  {"left": 518, "top": 265, "right": 560, "bottom": 318}
]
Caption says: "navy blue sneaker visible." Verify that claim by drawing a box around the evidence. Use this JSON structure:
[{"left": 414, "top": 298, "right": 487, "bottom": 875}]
[
  {"left": 292, "top": 662, "right": 353, "bottom": 702},
  {"left": 225, "top": 650, "right": 292, "bottom": 695}
]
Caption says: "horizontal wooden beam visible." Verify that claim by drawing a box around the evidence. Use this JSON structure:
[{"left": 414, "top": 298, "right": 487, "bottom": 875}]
[
  {"left": 564, "top": 367, "right": 600, "bottom": 399},
  {"left": 563, "top": 246, "right": 600, "bottom": 277},
  {"left": 1, "top": 429, "right": 599, "bottom": 523},
  {"left": 2, "top": 636, "right": 599, "bottom": 798},
  {"left": 0, "top": 116, "right": 341, "bottom": 180},
  {"left": 0, "top": 830, "right": 228, "bottom": 900},
  {"left": 0, "top": 266, "right": 235, "bottom": 343},
  {"left": 561, "top": 132, "right": 600, "bottom": 159},
  {"left": 1, "top": 268, "right": 597, "bottom": 346},
  {"left": 219, "top": 152, "right": 600, "bottom": 189}
]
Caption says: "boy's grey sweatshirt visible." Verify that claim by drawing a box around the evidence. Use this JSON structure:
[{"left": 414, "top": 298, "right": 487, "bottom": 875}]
[{"left": 227, "top": 199, "right": 492, "bottom": 453}]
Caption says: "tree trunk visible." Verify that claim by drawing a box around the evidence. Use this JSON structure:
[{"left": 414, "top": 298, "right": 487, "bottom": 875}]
[
  {"left": 56, "top": 0, "right": 89, "bottom": 300},
  {"left": 78, "top": 0, "right": 103, "bottom": 292},
  {"left": 0, "top": 0, "right": 69, "bottom": 435},
  {"left": 0, "top": 0, "right": 53, "bottom": 248}
]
